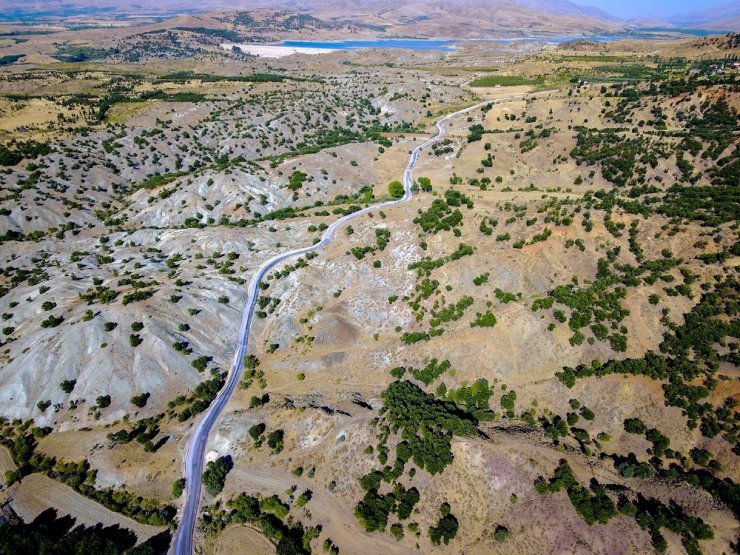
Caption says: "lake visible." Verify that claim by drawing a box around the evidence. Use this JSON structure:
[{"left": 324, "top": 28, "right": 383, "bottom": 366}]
[
  {"left": 278, "top": 37, "right": 631, "bottom": 52},
  {"left": 279, "top": 39, "right": 457, "bottom": 52}
]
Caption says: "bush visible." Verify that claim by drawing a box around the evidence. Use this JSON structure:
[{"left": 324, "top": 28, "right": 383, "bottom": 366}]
[
  {"left": 396, "top": 486, "right": 420, "bottom": 520},
  {"left": 172, "top": 478, "right": 185, "bottom": 498},
  {"left": 286, "top": 170, "right": 307, "bottom": 191},
  {"left": 259, "top": 495, "right": 289, "bottom": 518},
  {"left": 535, "top": 459, "right": 616, "bottom": 525},
  {"left": 410, "top": 358, "right": 451, "bottom": 385},
  {"left": 40, "top": 315, "right": 64, "bottom": 328},
  {"left": 122, "top": 289, "right": 155, "bottom": 305},
  {"left": 429, "top": 511, "right": 459, "bottom": 545},
  {"left": 381, "top": 380, "right": 477, "bottom": 475},
  {"left": 201, "top": 456, "right": 232, "bottom": 496},
  {"left": 388, "top": 180, "right": 404, "bottom": 199},
  {"left": 467, "top": 124, "right": 484, "bottom": 142},
  {"left": 494, "top": 525, "right": 510, "bottom": 542},
  {"left": 355, "top": 489, "right": 395, "bottom": 532},
  {"left": 471, "top": 310, "right": 497, "bottom": 328},
  {"left": 60, "top": 379, "right": 76, "bottom": 393},
  {"left": 191, "top": 356, "right": 210, "bottom": 372},
  {"left": 500, "top": 391, "right": 516, "bottom": 412},
  {"left": 401, "top": 331, "right": 430, "bottom": 344},
  {"left": 130, "top": 392, "right": 149, "bottom": 408},
  {"left": 249, "top": 394, "right": 268, "bottom": 408},
  {"left": 267, "top": 430, "right": 284, "bottom": 453},
  {"left": 624, "top": 418, "right": 646, "bottom": 434},
  {"left": 248, "top": 423, "right": 265, "bottom": 441}
]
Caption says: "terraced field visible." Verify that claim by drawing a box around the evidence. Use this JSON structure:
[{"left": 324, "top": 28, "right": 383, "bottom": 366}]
[{"left": 8, "top": 473, "right": 165, "bottom": 543}]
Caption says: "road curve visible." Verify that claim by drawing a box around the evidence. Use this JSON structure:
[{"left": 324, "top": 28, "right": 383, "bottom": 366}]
[{"left": 172, "top": 92, "right": 545, "bottom": 554}]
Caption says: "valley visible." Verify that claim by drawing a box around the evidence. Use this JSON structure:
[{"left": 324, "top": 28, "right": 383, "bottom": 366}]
[{"left": 0, "top": 5, "right": 737, "bottom": 555}]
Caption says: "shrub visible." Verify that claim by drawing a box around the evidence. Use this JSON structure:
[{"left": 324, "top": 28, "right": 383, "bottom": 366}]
[
  {"left": 41, "top": 315, "right": 64, "bottom": 328},
  {"left": 494, "top": 525, "right": 510, "bottom": 542},
  {"left": 401, "top": 331, "right": 430, "bottom": 344},
  {"left": 60, "top": 379, "right": 76, "bottom": 393},
  {"left": 248, "top": 423, "right": 265, "bottom": 441},
  {"left": 267, "top": 430, "right": 284, "bottom": 453},
  {"left": 201, "top": 456, "right": 232, "bottom": 496},
  {"left": 191, "top": 356, "right": 210, "bottom": 372},
  {"left": 172, "top": 478, "right": 185, "bottom": 498},
  {"left": 467, "top": 124, "right": 484, "bottom": 142},
  {"left": 388, "top": 180, "right": 404, "bottom": 199},
  {"left": 295, "top": 490, "right": 311, "bottom": 508},
  {"left": 130, "top": 392, "right": 149, "bottom": 408},
  {"left": 287, "top": 170, "right": 307, "bottom": 191},
  {"left": 418, "top": 176, "right": 432, "bottom": 192},
  {"left": 355, "top": 489, "right": 395, "bottom": 532},
  {"left": 471, "top": 310, "right": 497, "bottom": 328},
  {"left": 259, "top": 495, "right": 289, "bottom": 518},
  {"left": 249, "top": 394, "right": 269, "bottom": 408},
  {"left": 534, "top": 459, "right": 616, "bottom": 525},
  {"left": 410, "top": 358, "right": 451, "bottom": 385},
  {"left": 381, "top": 380, "right": 477, "bottom": 475},
  {"left": 500, "top": 391, "right": 516, "bottom": 412},
  {"left": 122, "top": 289, "right": 155, "bottom": 305},
  {"left": 429, "top": 511, "right": 459, "bottom": 545},
  {"left": 624, "top": 418, "right": 646, "bottom": 434}
]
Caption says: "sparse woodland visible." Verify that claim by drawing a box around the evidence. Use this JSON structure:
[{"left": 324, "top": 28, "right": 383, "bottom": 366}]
[{"left": 0, "top": 12, "right": 737, "bottom": 555}]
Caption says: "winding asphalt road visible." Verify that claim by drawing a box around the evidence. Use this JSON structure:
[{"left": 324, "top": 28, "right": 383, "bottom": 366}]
[{"left": 172, "top": 93, "right": 544, "bottom": 554}]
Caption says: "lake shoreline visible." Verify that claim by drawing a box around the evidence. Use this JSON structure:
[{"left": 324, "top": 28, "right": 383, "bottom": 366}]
[{"left": 221, "top": 36, "right": 636, "bottom": 58}]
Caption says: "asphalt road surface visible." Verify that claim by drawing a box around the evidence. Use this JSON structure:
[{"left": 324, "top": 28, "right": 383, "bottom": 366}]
[{"left": 172, "top": 93, "right": 544, "bottom": 554}]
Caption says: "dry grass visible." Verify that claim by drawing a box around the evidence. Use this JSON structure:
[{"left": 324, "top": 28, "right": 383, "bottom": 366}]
[
  {"left": 211, "top": 525, "right": 275, "bottom": 555},
  {"left": 8, "top": 473, "right": 164, "bottom": 543},
  {"left": 0, "top": 445, "right": 16, "bottom": 486}
]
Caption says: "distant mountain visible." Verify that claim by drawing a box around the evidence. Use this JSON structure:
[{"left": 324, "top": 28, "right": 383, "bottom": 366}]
[
  {"left": 664, "top": 1, "right": 740, "bottom": 30},
  {"left": 666, "top": 1, "right": 739, "bottom": 25},
  {"left": 5, "top": 0, "right": 736, "bottom": 36},
  {"left": 251, "top": 0, "right": 621, "bottom": 23},
  {"left": 512, "top": 0, "right": 620, "bottom": 22},
  {"left": 232, "top": 0, "right": 626, "bottom": 36}
]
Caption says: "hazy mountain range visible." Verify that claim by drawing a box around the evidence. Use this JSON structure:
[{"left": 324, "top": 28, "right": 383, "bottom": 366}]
[{"left": 0, "top": 0, "right": 737, "bottom": 34}]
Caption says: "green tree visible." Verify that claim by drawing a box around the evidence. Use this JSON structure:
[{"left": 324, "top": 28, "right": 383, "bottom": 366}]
[
  {"left": 202, "top": 456, "right": 232, "bottom": 496},
  {"left": 388, "top": 180, "right": 404, "bottom": 199},
  {"left": 59, "top": 379, "right": 76, "bottom": 393},
  {"left": 172, "top": 478, "right": 186, "bottom": 498}
]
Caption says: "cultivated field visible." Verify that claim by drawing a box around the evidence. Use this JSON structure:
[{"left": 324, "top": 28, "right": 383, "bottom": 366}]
[{"left": 7, "top": 473, "right": 165, "bottom": 543}]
